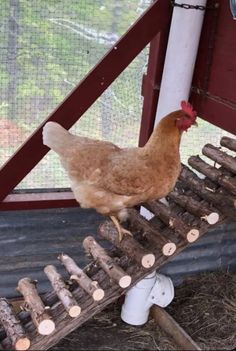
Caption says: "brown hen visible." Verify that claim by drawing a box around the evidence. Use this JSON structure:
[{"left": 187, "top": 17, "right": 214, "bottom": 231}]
[{"left": 42, "top": 101, "right": 197, "bottom": 241}]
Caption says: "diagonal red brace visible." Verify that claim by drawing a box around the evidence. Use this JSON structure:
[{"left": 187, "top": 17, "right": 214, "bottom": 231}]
[{"left": 0, "top": 0, "right": 172, "bottom": 202}]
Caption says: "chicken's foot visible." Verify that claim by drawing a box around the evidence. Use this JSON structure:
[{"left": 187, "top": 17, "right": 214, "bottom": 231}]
[{"left": 110, "top": 215, "right": 132, "bottom": 242}]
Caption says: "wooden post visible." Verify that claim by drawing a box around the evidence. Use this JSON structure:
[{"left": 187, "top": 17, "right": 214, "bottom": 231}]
[
  {"left": 168, "top": 189, "right": 220, "bottom": 225},
  {"left": 17, "top": 278, "right": 55, "bottom": 335},
  {"left": 151, "top": 306, "right": 201, "bottom": 351},
  {"left": 202, "top": 143, "right": 236, "bottom": 174},
  {"left": 188, "top": 155, "right": 236, "bottom": 195},
  {"left": 221, "top": 136, "right": 236, "bottom": 152},
  {"left": 58, "top": 254, "right": 105, "bottom": 301},
  {"left": 83, "top": 236, "right": 132, "bottom": 288},
  {"left": 44, "top": 265, "right": 81, "bottom": 318},
  {"left": 0, "top": 298, "right": 30, "bottom": 350},
  {"left": 128, "top": 209, "right": 176, "bottom": 256},
  {"left": 180, "top": 165, "right": 236, "bottom": 211},
  {"left": 99, "top": 221, "right": 155, "bottom": 268},
  {"left": 145, "top": 201, "right": 200, "bottom": 243}
]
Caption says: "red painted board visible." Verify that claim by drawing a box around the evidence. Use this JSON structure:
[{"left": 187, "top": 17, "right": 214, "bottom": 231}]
[
  {"left": 191, "top": 0, "right": 236, "bottom": 134},
  {"left": 139, "top": 3, "right": 171, "bottom": 147},
  {"left": 0, "top": 192, "right": 78, "bottom": 211}
]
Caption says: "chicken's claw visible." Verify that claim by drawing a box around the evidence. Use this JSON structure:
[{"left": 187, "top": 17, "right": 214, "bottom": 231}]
[
  {"left": 110, "top": 215, "right": 133, "bottom": 242},
  {"left": 118, "top": 227, "right": 133, "bottom": 242}
]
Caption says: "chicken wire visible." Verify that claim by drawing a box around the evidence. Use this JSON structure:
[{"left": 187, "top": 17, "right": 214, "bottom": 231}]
[
  {"left": 0, "top": 0, "right": 153, "bottom": 189},
  {"left": 0, "top": 0, "right": 235, "bottom": 189}
]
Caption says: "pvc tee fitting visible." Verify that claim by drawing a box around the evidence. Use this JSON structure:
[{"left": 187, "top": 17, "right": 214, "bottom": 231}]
[{"left": 121, "top": 272, "right": 174, "bottom": 326}]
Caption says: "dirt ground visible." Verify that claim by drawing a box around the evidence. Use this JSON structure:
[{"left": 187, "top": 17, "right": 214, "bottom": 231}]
[{"left": 51, "top": 272, "right": 236, "bottom": 351}]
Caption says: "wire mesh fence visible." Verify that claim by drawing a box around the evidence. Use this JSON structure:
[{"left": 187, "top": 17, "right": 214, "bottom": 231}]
[
  {"left": 0, "top": 0, "right": 235, "bottom": 190},
  {"left": 0, "top": 0, "right": 152, "bottom": 189}
]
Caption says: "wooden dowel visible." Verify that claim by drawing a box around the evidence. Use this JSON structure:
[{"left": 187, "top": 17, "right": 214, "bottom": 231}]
[
  {"left": 188, "top": 155, "right": 236, "bottom": 195},
  {"left": 44, "top": 265, "right": 81, "bottom": 318},
  {"left": 83, "top": 236, "right": 131, "bottom": 288},
  {"left": 189, "top": 155, "right": 222, "bottom": 181},
  {"left": 99, "top": 221, "right": 155, "bottom": 268},
  {"left": 58, "top": 254, "right": 105, "bottom": 301},
  {"left": 221, "top": 136, "right": 236, "bottom": 152},
  {"left": 17, "top": 278, "right": 55, "bottom": 336},
  {"left": 0, "top": 298, "right": 30, "bottom": 350},
  {"left": 145, "top": 201, "right": 199, "bottom": 243},
  {"left": 202, "top": 143, "right": 236, "bottom": 174},
  {"left": 180, "top": 165, "right": 236, "bottom": 211},
  {"left": 168, "top": 189, "right": 220, "bottom": 225},
  {"left": 151, "top": 306, "right": 201, "bottom": 351},
  {"left": 128, "top": 209, "right": 176, "bottom": 256},
  {"left": 148, "top": 215, "right": 182, "bottom": 245}
]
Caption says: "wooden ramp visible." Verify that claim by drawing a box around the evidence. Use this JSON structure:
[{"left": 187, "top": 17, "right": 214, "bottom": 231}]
[{"left": 0, "top": 136, "right": 235, "bottom": 350}]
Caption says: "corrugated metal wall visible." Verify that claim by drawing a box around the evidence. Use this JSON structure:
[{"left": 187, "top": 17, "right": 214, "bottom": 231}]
[
  {"left": 0, "top": 207, "right": 236, "bottom": 298},
  {"left": 161, "top": 222, "right": 236, "bottom": 285}
]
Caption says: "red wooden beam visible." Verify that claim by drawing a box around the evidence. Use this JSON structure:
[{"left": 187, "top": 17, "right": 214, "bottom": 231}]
[
  {"left": 0, "top": 192, "right": 78, "bottom": 211},
  {"left": 139, "top": 5, "right": 171, "bottom": 147},
  {"left": 191, "top": 0, "right": 236, "bottom": 135},
  {"left": 0, "top": 0, "right": 171, "bottom": 202},
  {"left": 191, "top": 92, "right": 236, "bottom": 135}
]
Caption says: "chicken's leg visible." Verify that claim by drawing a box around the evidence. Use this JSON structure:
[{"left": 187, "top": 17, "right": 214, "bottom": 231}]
[{"left": 110, "top": 215, "right": 132, "bottom": 242}]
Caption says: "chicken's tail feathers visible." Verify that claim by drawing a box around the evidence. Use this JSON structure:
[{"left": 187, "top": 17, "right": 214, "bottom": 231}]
[{"left": 43, "top": 121, "right": 70, "bottom": 154}]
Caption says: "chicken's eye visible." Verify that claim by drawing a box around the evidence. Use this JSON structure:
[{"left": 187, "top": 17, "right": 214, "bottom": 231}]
[{"left": 175, "top": 115, "right": 193, "bottom": 132}]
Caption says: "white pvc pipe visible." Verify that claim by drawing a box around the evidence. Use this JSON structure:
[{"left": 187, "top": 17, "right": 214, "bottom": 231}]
[
  {"left": 155, "top": 0, "right": 207, "bottom": 123},
  {"left": 121, "top": 272, "right": 156, "bottom": 325},
  {"left": 230, "top": 0, "right": 236, "bottom": 19},
  {"left": 136, "top": 2, "right": 207, "bottom": 323},
  {"left": 121, "top": 272, "right": 174, "bottom": 326},
  {"left": 141, "top": 0, "right": 207, "bottom": 220}
]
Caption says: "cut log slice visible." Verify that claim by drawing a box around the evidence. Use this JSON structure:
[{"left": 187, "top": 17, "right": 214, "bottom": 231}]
[
  {"left": 141, "top": 253, "right": 155, "bottom": 268},
  {"left": 15, "top": 337, "right": 31, "bottom": 351},
  {"left": 162, "top": 242, "right": 177, "bottom": 256},
  {"left": 92, "top": 288, "right": 105, "bottom": 301},
  {"left": 37, "top": 319, "right": 55, "bottom": 336},
  {"left": 202, "top": 212, "right": 220, "bottom": 225},
  {"left": 119, "top": 275, "right": 132, "bottom": 289},
  {"left": 186, "top": 229, "right": 199, "bottom": 243},
  {"left": 68, "top": 305, "right": 82, "bottom": 318}
]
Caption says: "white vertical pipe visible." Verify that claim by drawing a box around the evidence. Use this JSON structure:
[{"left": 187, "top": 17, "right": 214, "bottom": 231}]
[
  {"left": 121, "top": 272, "right": 157, "bottom": 325},
  {"left": 155, "top": 0, "right": 207, "bottom": 123},
  {"left": 230, "top": 0, "right": 236, "bottom": 19},
  {"left": 140, "top": 0, "right": 206, "bottom": 219}
]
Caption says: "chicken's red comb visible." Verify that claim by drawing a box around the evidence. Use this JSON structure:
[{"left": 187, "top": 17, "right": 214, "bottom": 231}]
[{"left": 181, "top": 101, "right": 197, "bottom": 119}]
